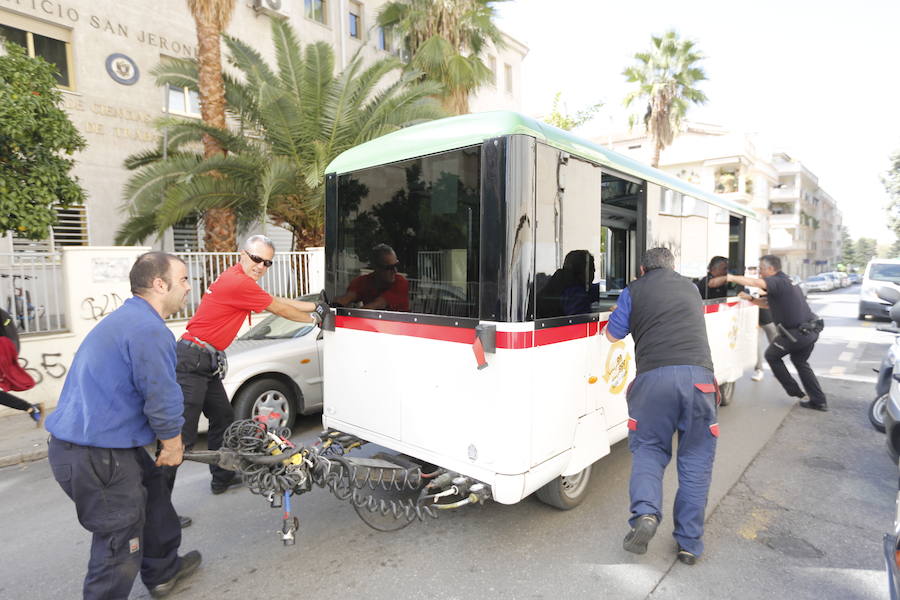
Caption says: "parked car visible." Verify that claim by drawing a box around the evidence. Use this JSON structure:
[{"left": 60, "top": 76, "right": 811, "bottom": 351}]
[
  {"left": 848, "top": 272, "right": 862, "bottom": 285},
  {"left": 804, "top": 274, "right": 833, "bottom": 293},
  {"left": 790, "top": 275, "right": 811, "bottom": 297},
  {"left": 820, "top": 272, "right": 841, "bottom": 290},
  {"left": 860, "top": 259, "right": 900, "bottom": 320},
  {"left": 221, "top": 303, "right": 323, "bottom": 429}
]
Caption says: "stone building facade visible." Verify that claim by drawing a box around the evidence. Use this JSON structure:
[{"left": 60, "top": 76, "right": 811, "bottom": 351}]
[
  {"left": 599, "top": 123, "right": 842, "bottom": 278},
  {"left": 0, "top": 0, "right": 527, "bottom": 252}
]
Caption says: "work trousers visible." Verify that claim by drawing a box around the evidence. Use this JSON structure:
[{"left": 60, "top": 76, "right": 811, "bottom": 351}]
[
  {"left": 764, "top": 329, "right": 826, "bottom": 405},
  {"left": 0, "top": 389, "right": 31, "bottom": 412},
  {"left": 626, "top": 365, "right": 718, "bottom": 557},
  {"left": 165, "top": 342, "right": 234, "bottom": 490},
  {"left": 48, "top": 436, "right": 181, "bottom": 599}
]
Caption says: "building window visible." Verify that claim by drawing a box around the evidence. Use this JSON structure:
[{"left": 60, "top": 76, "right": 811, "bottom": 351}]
[
  {"left": 305, "top": 0, "right": 327, "bottom": 24},
  {"left": 348, "top": 1, "right": 362, "bottom": 39},
  {"left": 12, "top": 205, "right": 89, "bottom": 253},
  {"left": 488, "top": 55, "right": 497, "bottom": 86},
  {"left": 504, "top": 63, "right": 512, "bottom": 94},
  {"left": 173, "top": 215, "right": 200, "bottom": 252},
  {"left": 166, "top": 85, "right": 201, "bottom": 117},
  {"left": 0, "top": 21, "right": 73, "bottom": 89}
]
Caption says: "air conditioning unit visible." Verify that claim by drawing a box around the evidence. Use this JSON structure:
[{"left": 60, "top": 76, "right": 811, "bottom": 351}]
[{"left": 252, "top": 0, "right": 288, "bottom": 20}]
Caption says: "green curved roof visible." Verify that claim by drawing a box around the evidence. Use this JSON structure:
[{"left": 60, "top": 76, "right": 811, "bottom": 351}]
[{"left": 326, "top": 111, "right": 756, "bottom": 220}]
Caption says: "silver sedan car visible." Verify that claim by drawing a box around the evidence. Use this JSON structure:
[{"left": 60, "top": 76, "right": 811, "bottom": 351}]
[{"left": 221, "top": 310, "right": 323, "bottom": 429}]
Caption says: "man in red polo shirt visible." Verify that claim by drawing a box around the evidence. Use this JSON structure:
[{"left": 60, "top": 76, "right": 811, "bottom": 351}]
[
  {"left": 336, "top": 243, "right": 409, "bottom": 311},
  {"left": 166, "top": 235, "right": 320, "bottom": 508}
]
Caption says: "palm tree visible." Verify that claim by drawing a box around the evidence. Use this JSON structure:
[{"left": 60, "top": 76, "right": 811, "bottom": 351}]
[
  {"left": 116, "top": 19, "right": 443, "bottom": 249},
  {"left": 378, "top": 0, "right": 507, "bottom": 115},
  {"left": 623, "top": 30, "right": 708, "bottom": 168},
  {"left": 187, "top": 0, "right": 237, "bottom": 251}
]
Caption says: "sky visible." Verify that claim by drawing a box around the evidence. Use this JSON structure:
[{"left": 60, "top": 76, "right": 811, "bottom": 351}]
[{"left": 493, "top": 0, "right": 900, "bottom": 244}]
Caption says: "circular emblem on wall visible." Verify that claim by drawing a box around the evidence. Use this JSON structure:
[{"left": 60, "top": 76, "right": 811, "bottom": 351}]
[{"left": 105, "top": 53, "right": 140, "bottom": 86}]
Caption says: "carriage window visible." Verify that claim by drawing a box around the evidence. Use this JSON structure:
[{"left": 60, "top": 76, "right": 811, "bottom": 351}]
[
  {"left": 680, "top": 195, "right": 709, "bottom": 279},
  {"left": 597, "top": 172, "right": 639, "bottom": 307},
  {"left": 332, "top": 146, "right": 480, "bottom": 318},
  {"left": 708, "top": 206, "right": 730, "bottom": 264},
  {"left": 729, "top": 214, "right": 746, "bottom": 274},
  {"left": 534, "top": 148, "right": 602, "bottom": 319},
  {"left": 646, "top": 183, "right": 683, "bottom": 271}
]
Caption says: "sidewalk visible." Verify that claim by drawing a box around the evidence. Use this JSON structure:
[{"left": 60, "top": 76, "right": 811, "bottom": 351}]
[{"left": 0, "top": 409, "right": 51, "bottom": 467}]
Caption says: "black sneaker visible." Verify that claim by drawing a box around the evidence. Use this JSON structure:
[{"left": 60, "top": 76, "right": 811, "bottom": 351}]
[
  {"left": 677, "top": 547, "right": 697, "bottom": 565},
  {"left": 623, "top": 514, "right": 659, "bottom": 554},
  {"left": 799, "top": 400, "right": 829, "bottom": 412},
  {"left": 148, "top": 550, "right": 201, "bottom": 598},
  {"left": 178, "top": 515, "right": 192, "bottom": 529},
  {"left": 210, "top": 474, "right": 241, "bottom": 495}
]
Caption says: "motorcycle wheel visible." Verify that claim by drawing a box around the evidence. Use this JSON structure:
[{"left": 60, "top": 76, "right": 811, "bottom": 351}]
[{"left": 869, "top": 393, "right": 888, "bottom": 433}]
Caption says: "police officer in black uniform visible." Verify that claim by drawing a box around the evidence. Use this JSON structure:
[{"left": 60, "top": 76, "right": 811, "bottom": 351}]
[{"left": 723, "top": 254, "right": 827, "bottom": 411}]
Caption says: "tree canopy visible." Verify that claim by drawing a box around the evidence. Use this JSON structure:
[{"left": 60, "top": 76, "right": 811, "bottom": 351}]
[
  {"left": 378, "top": 0, "right": 507, "bottom": 115},
  {"left": 0, "top": 41, "right": 85, "bottom": 240},
  {"left": 543, "top": 92, "right": 603, "bottom": 131},
  {"left": 885, "top": 149, "right": 900, "bottom": 256},
  {"left": 623, "top": 30, "right": 708, "bottom": 167},
  {"left": 116, "top": 19, "right": 443, "bottom": 249}
]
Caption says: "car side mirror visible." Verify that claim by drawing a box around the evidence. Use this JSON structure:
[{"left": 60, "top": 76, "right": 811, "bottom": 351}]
[{"left": 878, "top": 286, "right": 900, "bottom": 304}]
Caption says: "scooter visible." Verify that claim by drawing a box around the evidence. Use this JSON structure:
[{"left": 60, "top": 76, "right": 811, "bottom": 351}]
[{"left": 870, "top": 287, "right": 900, "bottom": 432}]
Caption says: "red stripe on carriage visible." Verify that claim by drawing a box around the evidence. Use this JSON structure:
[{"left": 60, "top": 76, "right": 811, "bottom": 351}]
[
  {"left": 627, "top": 418, "right": 637, "bottom": 431},
  {"left": 336, "top": 316, "right": 610, "bottom": 349},
  {"left": 534, "top": 323, "right": 591, "bottom": 346},
  {"left": 335, "top": 316, "right": 476, "bottom": 344},
  {"left": 495, "top": 330, "right": 534, "bottom": 349}
]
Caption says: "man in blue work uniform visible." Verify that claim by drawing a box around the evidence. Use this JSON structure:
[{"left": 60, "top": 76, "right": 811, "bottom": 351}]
[
  {"left": 604, "top": 247, "right": 718, "bottom": 566},
  {"left": 46, "top": 252, "right": 201, "bottom": 599}
]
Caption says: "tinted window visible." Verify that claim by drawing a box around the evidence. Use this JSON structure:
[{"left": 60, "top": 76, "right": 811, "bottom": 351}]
[
  {"left": 332, "top": 146, "right": 481, "bottom": 318},
  {"left": 871, "top": 264, "right": 900, "bottom": 283},
  {"left": 534, "top": 149, "right": 602, "bottom": 319}
]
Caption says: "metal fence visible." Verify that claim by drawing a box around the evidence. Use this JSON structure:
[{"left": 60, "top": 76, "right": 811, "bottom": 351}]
[
  {"left": 0, "top": 253, "right": 67, "bottom": 335},
  {"left": 169, "top": 251, "right": 320, "bottom": 321}
]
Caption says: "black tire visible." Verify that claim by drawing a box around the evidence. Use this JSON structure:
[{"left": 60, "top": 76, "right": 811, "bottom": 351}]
[
  {"left": 535, "top": 465, "right": 592, "bottom": 510},
  {"left": 869, "top": 393, "right": 888, "bottom": 433},
  {"left": 233, "top": 377, "right": 297, "bottom": 429},
  {"left": 718, "top": 381, "right": 735, "bottom": 407}
]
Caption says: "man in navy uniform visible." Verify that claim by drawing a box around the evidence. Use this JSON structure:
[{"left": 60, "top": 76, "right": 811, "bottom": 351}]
[
  {"left": 46, "top": 252, "right": 201, "bottom": 598},
  {"left": 722, "top": 254, "right": 827, "bottom": 411},
  {"left": 604, "top": 247, "right": 718, "bottom": 565}
]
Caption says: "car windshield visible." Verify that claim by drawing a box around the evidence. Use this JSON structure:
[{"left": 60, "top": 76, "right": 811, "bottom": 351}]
[
  {"left": 870, "top": 264, "right": 900, "bottom": 283},
  {"left": 239, "top": 295, "right": 317, "bottom": 340}
]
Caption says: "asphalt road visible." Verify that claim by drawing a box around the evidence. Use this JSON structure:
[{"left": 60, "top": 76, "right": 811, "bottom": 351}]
[{"left": 0, "top": 284, "right": 895, "bottom": 600}]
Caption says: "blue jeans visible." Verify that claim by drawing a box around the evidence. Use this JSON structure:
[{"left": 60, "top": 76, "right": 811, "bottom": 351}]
[{"left": 626, "top": 365, "right": 718, "bottom": 556}]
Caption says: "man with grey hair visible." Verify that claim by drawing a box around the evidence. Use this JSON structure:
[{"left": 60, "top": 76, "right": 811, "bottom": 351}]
[
  {"left": 165, "top": 235, "right": 323, "bottom": 515},
  {"left": 604, "top": 247, "right": 718, "bottom": 566}
]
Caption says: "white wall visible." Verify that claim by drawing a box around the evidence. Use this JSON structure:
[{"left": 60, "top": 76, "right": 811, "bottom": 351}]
[{"left": 0, "top": 246, "right": 324, "bottom": 416}]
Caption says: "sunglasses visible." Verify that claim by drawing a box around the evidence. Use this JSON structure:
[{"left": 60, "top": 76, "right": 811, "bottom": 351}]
[
  {"left": 376, "top": 263, "right": 400, "bottom": 272},
  {"left": 244, "top": 250, "right": 273, "bottom": 268}
]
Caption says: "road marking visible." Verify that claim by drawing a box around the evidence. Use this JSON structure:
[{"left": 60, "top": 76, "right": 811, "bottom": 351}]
[
  {"left": 829, "top": 366, "right": 846, "bottom": 376},
  {"left": 838, "top": 352, "right": 853, "bottom": 362},
  {"left": 847, "top": 341, "right": 859, "bottom": 349},
  {"left": 819, "top": 373, "right": 877, "bottom": 384}
]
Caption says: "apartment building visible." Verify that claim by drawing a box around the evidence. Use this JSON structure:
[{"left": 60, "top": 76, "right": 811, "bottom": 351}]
[
  {"left": 599, "top": 123, "right": 842, "bottom": 277},
  {"left": 0, "top": 0, "right": 527, "bottom": 252}
]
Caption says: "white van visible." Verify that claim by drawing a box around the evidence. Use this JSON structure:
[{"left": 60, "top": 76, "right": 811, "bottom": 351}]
[{"left": 859, "top": 258, "right": 900, "bottom": 320}]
